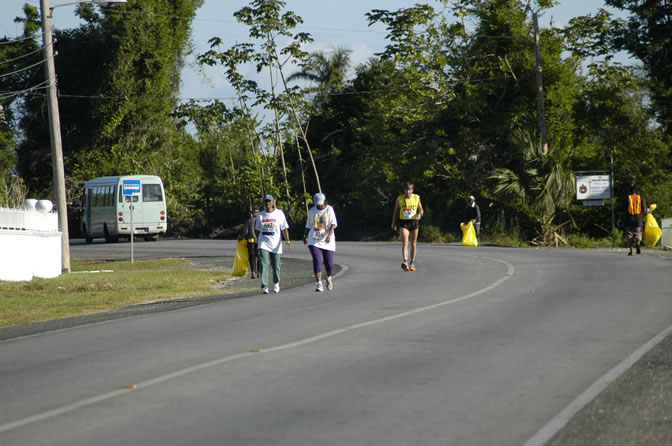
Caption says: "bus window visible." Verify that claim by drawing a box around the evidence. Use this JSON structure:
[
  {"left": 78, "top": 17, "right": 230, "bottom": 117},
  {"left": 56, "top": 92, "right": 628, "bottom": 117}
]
[
  {"left": 124, "top": 196, "right": 139, "bottom": 203},
  {"left": 143, "top": 184, "right": 163, "bottom": 202},
  {"left": 118, "top": 185, "right": 123, "bottom": 203}
]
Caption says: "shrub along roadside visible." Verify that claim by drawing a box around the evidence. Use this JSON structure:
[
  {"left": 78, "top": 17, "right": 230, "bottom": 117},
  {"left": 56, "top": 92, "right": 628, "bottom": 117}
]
[{"left": 0, "top": 258, "right": 238, "bottom": 328}]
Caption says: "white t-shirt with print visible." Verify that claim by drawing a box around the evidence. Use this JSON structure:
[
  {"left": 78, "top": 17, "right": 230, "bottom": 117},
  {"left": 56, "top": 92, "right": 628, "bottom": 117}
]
[
  {"left": 305, "top": 205, "right": 337, "bottom": 251},
  {"left": 256, "top": 209, "right": 289, "bottom": 254}
]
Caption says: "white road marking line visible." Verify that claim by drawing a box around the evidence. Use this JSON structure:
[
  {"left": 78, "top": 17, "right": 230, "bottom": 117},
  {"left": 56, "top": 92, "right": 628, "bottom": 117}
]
[
  {"left": 523, "top": 323, "right": 672, "bottom": 446},
  {"left": 0, "top": 256, "right": 513, "bottom": 434}
]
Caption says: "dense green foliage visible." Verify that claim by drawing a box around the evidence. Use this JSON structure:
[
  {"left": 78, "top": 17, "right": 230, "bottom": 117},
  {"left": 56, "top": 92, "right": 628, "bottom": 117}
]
[
  {"left": 606, "top": 0, "right": 672, "bottom": 133},
  {"left": 1, "top": 0, "right": 670, "bottom": 245}
]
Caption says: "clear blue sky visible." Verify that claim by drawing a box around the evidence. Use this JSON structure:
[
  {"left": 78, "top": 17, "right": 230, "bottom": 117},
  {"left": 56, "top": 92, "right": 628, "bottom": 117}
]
[{"left": 2, "top": 1, "right": 626, "bottom": 108}]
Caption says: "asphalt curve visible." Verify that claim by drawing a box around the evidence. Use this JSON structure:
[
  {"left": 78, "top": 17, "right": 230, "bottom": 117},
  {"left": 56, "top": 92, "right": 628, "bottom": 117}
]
[{"left": 1, "top": 240, "right": 671, "bottom": 445}]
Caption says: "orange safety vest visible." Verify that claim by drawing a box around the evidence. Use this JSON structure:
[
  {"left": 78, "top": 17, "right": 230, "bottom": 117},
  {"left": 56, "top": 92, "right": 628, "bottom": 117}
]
[{"left": 628, "top": 194, "right": 641, "bottom": 215}]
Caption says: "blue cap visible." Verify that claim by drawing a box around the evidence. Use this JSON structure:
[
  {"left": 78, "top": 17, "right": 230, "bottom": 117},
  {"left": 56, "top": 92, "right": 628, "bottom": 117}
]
[
  {"left": 263, "top": 194, "right": 274, "bottom": 201},
  {"left": 313, "top": 193, "right": 326, "bottom": 205}
]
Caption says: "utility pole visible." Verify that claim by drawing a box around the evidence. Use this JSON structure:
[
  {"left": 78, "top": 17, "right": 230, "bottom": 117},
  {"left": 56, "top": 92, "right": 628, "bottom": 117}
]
[
  {"left": 610, "top": 152, "right": 615, "bottom": 248},
  {"left": 40, "top": 0, "right": 70, "bottom": 272},
  {"left": 533, "top": 12, "right": 548, "bottom": 155}
]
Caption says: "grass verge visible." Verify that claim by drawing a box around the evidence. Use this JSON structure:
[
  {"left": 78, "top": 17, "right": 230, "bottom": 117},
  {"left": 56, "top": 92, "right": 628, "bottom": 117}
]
[{"left": 0, "top": 258, "right": 237, "bottom": 328}]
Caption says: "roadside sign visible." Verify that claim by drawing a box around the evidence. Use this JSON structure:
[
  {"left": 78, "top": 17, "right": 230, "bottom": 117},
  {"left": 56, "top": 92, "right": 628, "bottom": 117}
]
[
  {"left": 576, "top": 175, "right": 610, "bottom": 200},
  {"left": 583, "top": 200, "right": 605, "bottom": 206},
  {"left": 121, "top": 179, "right": 140, "bottom": 264},
  {"left": 122, "top": 179, "right": 141, "bottom": 196}
]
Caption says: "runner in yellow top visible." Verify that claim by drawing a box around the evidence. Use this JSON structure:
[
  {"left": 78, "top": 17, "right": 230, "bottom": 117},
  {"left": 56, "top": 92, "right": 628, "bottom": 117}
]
[{"left": 391, "top": 181, "right": 424, "bottom": 271}]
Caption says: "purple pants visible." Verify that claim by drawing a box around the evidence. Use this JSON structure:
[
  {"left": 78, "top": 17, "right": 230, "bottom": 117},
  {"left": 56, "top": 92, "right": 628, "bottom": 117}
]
[{"left": 307, "top": 245, "right": 335, "bottom": 274}]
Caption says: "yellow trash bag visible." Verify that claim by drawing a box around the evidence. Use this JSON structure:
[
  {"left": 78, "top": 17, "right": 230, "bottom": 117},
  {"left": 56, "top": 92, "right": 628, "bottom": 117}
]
[
  {"left": 460, "top": 221, "right": 478, "bottom": 247},
  {"left": 232, "top": 239, "right": 249, "bottom": 276},
  {"left": 643, "top": 203, "right": 662, "bottom": 248}
]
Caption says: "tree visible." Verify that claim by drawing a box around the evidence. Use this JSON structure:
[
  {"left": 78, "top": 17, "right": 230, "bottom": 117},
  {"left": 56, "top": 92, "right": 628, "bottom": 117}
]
[
  {"left": 606, "top": 0, "right": 672, "bottom": 132},
  {"left": 489, "top": 128, "right": 575, "bottom": 245},
  {"left": 80, "top": 0, "right": 203, "bottom": 177},
  {"left": 287, "top": 46, "right": 351, "bottom": 93},
  {"left": 9, "top": 0, "right": 203, "bottom": 233},
  {"left": 1, "top": 5, "right": 40, "bottom": 190},
  {"left": 174, "top": 99, "right": 268, "bottom": 229}
]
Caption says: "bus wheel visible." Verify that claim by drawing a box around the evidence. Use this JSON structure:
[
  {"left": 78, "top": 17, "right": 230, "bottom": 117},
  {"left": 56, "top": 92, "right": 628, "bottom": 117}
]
[
  {"left": 103, "top": 224, "right": 118, "bottom": 243},
  {"left": 83, "top": 224, "right": 93, "bottom": 244}
]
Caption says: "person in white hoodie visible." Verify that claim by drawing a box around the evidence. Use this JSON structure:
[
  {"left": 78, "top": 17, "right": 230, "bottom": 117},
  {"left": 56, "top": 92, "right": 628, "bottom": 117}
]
[{"left": 303, "top": 193, "right": 338, "bottom": 292}]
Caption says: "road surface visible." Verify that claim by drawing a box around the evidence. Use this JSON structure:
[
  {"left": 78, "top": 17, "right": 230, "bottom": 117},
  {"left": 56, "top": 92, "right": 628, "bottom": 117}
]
[{"left": 1, "top": 240, "right": 671, "bottom": 445}]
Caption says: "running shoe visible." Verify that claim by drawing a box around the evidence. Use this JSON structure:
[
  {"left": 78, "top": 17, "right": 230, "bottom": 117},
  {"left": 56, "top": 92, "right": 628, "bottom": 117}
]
[
  {"left": 262, "top": 287, "right": 269, "bottom": 294},
  {"left": 401, "top": 261, "right": 409, "bottom": 271},
  {"left": 326, "top": 276, "right": 333, "bottom": 290},
  {"left": 408, "top": 263, "right": 416, "bottom": 271},
  {"left": 315, "top": 281, "right": 324, "bottom": 292},
  {"left": 273, "top": 283, "right": 280, "bottom": 293}
]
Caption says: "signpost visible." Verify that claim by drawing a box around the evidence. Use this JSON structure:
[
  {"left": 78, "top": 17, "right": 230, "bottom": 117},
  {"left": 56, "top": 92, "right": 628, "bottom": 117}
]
[
  {"left": 575, "top": 154, "right": 615, "bottom": 247},
  {"left": 576, "top": 174, "right": 610, "bottom": 201},
  {"left": 122, "top": 179, "right": 141, "bottom": 264}
]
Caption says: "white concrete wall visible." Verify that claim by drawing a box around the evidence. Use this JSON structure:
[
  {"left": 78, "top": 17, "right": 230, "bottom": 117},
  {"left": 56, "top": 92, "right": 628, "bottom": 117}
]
[
  {"left": 0, "top": 231, "right": 62, "bottom": 281},
  {"left": 661, "top": 218, "right": 672, "bottom": 247},
  {"left": 0, "top": 205, "right": 62, "bottom": 282}
]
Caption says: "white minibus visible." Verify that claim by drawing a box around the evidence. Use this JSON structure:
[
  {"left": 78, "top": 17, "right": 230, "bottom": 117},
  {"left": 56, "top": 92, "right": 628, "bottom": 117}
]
[{"left": 80, "top": 175, "right": 167, "bottom": 243}]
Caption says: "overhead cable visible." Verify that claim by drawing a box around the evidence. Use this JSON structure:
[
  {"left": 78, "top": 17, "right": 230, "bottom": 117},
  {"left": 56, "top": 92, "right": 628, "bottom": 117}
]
[
  {"left": 0, "top": 31, "right": 46, "bottom": 46},
  {"left": 0, "top": 59, "right": 46, "bottom": 79}
]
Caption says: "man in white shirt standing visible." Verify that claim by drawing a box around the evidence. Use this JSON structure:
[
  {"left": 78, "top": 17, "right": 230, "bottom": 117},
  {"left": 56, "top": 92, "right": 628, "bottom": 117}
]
[{"left": 255, "top": 194, "right": 291, "bottom": 294}]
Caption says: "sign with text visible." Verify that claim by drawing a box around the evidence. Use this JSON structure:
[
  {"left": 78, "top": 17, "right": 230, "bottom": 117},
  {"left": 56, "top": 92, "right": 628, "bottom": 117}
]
[
  {"left": 583, "top": 200, "right": 605, "bottom": 206},
  {"left": 122, "top": 179, "right": 141, "bottom": 196},
  {"left": 576, "top": 175, "right": 610, "bottom": 200}
]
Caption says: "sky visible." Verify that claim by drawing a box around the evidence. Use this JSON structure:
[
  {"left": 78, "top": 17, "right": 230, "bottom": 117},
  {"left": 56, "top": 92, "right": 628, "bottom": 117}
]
[{"left": 1, "top": 0, "right": 627, "bottom": 114}]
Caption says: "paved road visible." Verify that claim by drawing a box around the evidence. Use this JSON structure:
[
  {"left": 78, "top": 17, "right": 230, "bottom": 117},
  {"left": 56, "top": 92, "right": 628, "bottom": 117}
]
[{"left": 1, "top": 240, "right": 671, "bottom": 445}]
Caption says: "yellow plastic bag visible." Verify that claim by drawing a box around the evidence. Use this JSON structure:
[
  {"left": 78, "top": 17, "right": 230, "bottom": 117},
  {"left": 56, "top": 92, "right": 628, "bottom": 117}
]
[
  {"left": 232, "top": 240, "right": 249, "bottom": 276},
  {"left": 460, "top": 221, "right": 478, "bottom": 247},
  {"left": 643, "top": 203, "right": 662, "bottom": 248}
]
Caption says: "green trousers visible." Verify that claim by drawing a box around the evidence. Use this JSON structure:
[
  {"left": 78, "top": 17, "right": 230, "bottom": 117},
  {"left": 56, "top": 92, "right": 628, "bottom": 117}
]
[{"left": 258, "top": 249, "right": 281, "bottom": 289}]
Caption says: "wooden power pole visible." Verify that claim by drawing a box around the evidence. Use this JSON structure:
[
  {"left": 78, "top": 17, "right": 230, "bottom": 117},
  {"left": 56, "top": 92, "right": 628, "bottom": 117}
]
[{"left": 533, "top": 12, "right": 548, "bottom": 154}]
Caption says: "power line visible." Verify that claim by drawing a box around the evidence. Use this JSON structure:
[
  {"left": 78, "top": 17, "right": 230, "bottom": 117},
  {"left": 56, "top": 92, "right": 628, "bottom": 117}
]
[
  {"left": 0, "top": 80, "right": 49, "bottom": 101},
  {"left": 0, "top": 46, "right": 44, "bottom": 65},
  {"left": 0, "top": 58, "right": 46, "bottom": 79},
  {"left": 0, "top": 31, "right": 47, "bottom": 46},
  {"left": 36, "top": 74, "right": 511, "bottom": 101}
]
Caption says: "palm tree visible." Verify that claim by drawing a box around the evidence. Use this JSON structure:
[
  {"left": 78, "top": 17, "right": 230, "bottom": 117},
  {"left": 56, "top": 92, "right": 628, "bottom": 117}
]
[
  {"left": 287, "top": 46, "right": 352, "bottom": 92},
  {"left": 489, "top": 128, "right": 575, "bottom": 246}
]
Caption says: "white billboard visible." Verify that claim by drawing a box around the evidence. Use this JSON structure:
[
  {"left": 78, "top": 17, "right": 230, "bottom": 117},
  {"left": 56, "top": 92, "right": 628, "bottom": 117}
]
[{"left": 576, "top": 175, "right": 611, "bottom": 200}]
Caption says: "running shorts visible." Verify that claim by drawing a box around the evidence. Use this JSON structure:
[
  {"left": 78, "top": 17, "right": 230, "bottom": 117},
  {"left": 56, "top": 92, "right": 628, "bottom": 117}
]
[{"left": 398, "top": 219, "right": 419, "bottom": 231}]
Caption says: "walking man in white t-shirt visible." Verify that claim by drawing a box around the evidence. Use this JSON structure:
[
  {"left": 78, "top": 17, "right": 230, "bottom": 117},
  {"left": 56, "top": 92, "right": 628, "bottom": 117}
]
[{"left": 255, "top": 194, "right": 291, "bottom": 294}]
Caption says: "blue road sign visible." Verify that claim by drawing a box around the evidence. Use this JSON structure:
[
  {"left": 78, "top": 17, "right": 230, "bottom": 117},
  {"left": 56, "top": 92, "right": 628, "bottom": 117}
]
[{"left": 122, "top": 179, "right": 141, "bottom": 195}]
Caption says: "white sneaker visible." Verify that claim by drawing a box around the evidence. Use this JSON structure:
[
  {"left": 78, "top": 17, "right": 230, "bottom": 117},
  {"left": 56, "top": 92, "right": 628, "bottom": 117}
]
[
  {"left": 262, "top": 287, "right": 269, "bottom": 295},
  {"left": 326, "top": 277, "right": 333, "bottom": 290},
  {"left": 273, "top": 283, "right": 280, "bottom": 293},
  {"left": 315, "top": 281, "right": 323, "bottom": 292}
]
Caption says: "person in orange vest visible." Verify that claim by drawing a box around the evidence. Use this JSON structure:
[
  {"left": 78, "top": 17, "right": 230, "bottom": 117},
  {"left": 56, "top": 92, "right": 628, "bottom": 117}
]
[{"left": 625, "top": 185, "right": 647, "bottom": 256}]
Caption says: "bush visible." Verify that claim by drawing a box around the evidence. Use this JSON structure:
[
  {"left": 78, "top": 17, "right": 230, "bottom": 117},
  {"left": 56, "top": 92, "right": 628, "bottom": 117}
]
[
  {"left": 419, "top": 224, "right": 446, "bottom": 243},
  {"left": 566, "top": 232, "right": 615, "bottom": 248},
  {"left": 484, "top": 227, "right": 528, "bottom": 247}
]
